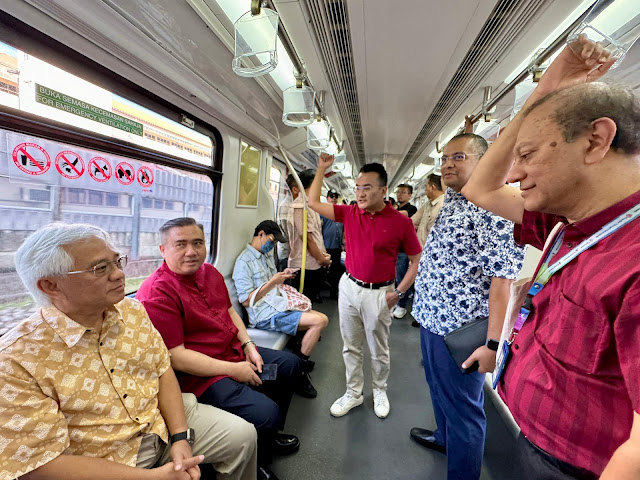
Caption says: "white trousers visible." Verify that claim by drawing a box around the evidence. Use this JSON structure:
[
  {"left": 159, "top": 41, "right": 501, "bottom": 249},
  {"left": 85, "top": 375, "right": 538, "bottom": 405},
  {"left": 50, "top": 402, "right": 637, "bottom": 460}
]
[
  {"left": 136, "top": 393, "right": 257, "bottom": 480},
  {"left": 338, "top": 274, "right": 394, "bottom": 396}
]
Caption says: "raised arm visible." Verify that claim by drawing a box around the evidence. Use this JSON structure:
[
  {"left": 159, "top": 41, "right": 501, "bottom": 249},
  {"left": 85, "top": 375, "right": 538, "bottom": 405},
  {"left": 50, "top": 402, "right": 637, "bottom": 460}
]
[
  {"left": 462, "top": 36, "right": 616, "bottom": 224},
  {"left": 308, "top": 153, "right": 336, "bottom": 220}
]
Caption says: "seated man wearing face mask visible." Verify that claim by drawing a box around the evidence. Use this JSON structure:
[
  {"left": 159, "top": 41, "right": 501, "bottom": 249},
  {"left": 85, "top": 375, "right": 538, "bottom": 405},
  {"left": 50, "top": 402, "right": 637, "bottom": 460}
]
[{"left": 233, "top": 221, "right": 328, "bottom": 399}]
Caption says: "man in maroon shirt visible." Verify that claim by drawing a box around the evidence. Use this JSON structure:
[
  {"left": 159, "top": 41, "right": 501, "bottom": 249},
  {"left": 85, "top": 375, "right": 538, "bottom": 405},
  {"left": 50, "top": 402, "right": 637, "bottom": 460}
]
[
  {"left": 309, "top": 156, "right": 422, "bottom": 419},
  {"left": 462, "top": 39, "right": 640, "bottom": 479},
  {"left": 136, "top": 218, "right": 305, "bottom": 480}
]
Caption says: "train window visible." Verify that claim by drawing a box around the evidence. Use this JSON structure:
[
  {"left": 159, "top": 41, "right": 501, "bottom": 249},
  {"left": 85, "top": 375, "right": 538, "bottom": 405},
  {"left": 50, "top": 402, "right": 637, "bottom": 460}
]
[
  {"left": 0, "top": 129, "right": 214, "bottom": 334},
  {"left": 269, "top": 166, "right": 282, "bottom": 213},
  {"left": 0, "top": 40, "right": 214, "bottom": 167}
]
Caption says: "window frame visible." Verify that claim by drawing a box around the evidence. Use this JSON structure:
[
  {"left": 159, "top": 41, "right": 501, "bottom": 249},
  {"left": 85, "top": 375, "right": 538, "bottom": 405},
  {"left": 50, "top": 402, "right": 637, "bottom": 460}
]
[{"left": 0, "top": 11, "right": 223, "bottom": 263}]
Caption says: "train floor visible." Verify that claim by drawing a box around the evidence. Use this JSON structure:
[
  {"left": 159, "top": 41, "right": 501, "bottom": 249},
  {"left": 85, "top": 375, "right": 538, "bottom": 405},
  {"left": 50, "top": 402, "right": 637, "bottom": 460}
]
[{"left": 271, "top": 295, "right": 519, "bottom": 480}]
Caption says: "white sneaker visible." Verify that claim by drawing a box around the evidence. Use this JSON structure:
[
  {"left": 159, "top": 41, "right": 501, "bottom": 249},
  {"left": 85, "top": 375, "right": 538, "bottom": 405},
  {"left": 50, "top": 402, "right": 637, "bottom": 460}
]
[
  {"left": 373, "top": 389, "right": 390, "bottom": 418},
  {"left": 330, "top": 392, "right": 363, "bottom": 417},
  {"left": 393, "top": 307, "right": 407, "bottom": 319}
]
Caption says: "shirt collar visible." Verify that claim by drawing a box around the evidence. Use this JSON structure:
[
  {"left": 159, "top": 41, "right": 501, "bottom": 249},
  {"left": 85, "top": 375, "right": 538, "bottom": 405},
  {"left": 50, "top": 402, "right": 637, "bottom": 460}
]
[
  {"left": 358, "top": 201, "right": 395, "bottom": 216},
  {"left": 570, "top": 189, "right": 640, "bottom": 236},
  {"left": 41, "top": 302, "right": 124, "bottom": 348},
  {"left": 431, "top": 194, "right": 445, "bottom": 206},
  {"left": 245, "top": 244, "right": 262, "bottom": 259}
]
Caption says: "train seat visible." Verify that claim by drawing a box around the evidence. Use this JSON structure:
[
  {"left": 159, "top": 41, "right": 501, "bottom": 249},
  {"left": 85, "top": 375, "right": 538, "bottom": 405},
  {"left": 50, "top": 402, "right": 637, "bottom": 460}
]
[{"left": 245, "top": 327, "right": 290, "bottom": 351}]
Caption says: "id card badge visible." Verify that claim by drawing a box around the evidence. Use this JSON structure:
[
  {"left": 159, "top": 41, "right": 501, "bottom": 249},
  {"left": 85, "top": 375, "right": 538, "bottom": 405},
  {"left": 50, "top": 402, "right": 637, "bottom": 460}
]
[{"left": 492, "top": 341, "right": 512, "bottom": 389}]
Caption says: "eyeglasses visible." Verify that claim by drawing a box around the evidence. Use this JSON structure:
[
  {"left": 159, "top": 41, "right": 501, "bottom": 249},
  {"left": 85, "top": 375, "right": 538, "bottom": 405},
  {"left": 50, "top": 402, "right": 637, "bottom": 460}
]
[
  {"left": 353, "top": 185, "right": 381, "bottom": 193},
  {"left": 440, "top": 153, "right": 479, "bottom": 163},
  {"left": 67, "top": 255, "right": 128, "bottom": 277}
]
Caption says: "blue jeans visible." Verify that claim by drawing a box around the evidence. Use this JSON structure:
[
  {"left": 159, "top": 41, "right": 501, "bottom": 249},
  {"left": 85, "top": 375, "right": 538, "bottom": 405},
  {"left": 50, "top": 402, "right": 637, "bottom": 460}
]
[
  {"left": 421, "top": 327, "right": 486, "bottom": 480},
  {"left": 395, "top": 253, "right": 412, "bottom": 308}
]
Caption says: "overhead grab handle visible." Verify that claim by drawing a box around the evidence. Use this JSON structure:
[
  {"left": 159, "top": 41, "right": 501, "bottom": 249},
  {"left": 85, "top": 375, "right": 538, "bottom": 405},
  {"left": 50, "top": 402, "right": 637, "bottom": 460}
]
[
  {"left": 232, "top": 4, "right": 279, "bottom": 77},
  {"left": 282, "top": 66, "right": 316, "bottom": 127}
]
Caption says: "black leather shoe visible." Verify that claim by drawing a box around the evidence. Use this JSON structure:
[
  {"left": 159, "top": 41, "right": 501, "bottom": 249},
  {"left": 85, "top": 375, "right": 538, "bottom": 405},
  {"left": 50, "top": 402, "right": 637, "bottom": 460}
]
[
  {"left": 301, "top": 359, "right": 315, "bottom": 373},
  {"left": 295, "top": 372, "right": 317, "bottom": 398},
  {"left": 258, "top": 465, "right": 280, "bottom": 480},
  {"left": 411, "top": 320, "right": 420, "bottom": 328},
  {"left": 273, "top": 433, "right": 300, "bottom": 455},
  {"left": 410, "top": 427, "right": 446, "bottom": 454}
]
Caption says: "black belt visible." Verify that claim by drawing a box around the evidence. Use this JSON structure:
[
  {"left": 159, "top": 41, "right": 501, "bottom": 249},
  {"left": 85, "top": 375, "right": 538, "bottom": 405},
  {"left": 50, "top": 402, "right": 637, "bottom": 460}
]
[{"left": 347, "top": 273, "right": 394, "bottom": 289}]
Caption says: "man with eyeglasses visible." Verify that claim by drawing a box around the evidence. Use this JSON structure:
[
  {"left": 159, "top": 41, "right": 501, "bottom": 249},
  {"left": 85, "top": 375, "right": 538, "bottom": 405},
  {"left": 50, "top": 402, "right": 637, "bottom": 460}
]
[
  {"left": 309, "top": 157, "right": 422, "bottom": 419},
  {"left": 410, "top": 134, "right": 524, "bottom": 480},
  {"left": 1, "top": 222, "right": 257, "bottom": 480},
  {"left": 137, "top": 217, "right": 304, "bottom": 480},
  {"left": 320, "top": 190, "right": 345, "bottom": 299}
]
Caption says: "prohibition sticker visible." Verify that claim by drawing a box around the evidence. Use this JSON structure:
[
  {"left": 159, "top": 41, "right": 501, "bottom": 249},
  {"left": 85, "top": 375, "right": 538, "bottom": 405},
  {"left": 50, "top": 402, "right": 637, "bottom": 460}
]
[
  {"left": 55, "top": 151, "right": 85, "bottom": 179},
  {"left": 88, "top": 157, "right": 112, "bottom": 182},
  {"left": 115, "top": 162, "right": 135, "bottom": 186},
  {"left": 12, "top": 142, "right": 51, "bottom": 175},
  {"left": 137, "top": 165, "right": 154, "bottom": 187}
]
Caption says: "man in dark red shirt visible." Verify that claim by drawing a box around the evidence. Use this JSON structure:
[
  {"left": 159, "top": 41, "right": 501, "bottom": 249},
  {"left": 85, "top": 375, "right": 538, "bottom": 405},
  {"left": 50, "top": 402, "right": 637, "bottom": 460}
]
[
  {"left": 309, "top": 156, "right": 422, "bottom": 419},
  {"left": 136, "top": 217, "right": 305, "bottom": 480},
  {"left": 462, "top": 39, "right": 640, "bottom": 479}
]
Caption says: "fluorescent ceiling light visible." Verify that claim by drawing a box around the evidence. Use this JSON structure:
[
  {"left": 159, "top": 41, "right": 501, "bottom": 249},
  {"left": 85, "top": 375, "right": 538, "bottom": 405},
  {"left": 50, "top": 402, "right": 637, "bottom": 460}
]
[
  {"left": 592, "top": 0, "right": 639, "bottom": 35},
  {"left": 504, "top": 0, "right": 594, "bottom": 83}
]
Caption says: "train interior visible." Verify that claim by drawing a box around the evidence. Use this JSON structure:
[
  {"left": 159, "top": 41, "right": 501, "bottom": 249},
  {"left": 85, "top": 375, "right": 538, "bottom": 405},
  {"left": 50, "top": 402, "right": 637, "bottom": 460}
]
[{"left": 1, "top": 0, "right": 639, "bottom": 478}]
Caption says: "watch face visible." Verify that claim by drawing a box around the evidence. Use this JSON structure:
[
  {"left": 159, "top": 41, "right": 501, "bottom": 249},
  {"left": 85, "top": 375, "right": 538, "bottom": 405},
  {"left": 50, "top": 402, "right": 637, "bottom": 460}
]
[{"left": 187, "top": 428, "right": 195, "bottom": 446}]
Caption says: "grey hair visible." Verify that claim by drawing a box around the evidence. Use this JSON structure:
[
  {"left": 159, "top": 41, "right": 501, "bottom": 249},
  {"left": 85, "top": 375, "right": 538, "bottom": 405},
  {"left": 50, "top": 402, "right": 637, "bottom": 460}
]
[{"left": 14, "top": 223, "right": 115, "bottom": 306}]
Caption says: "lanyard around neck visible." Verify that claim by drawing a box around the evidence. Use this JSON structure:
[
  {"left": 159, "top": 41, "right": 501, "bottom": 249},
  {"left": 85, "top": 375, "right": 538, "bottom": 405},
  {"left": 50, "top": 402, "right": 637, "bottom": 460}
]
[{"left": 528, "top": 202, "right": 640, "bottom": 298}]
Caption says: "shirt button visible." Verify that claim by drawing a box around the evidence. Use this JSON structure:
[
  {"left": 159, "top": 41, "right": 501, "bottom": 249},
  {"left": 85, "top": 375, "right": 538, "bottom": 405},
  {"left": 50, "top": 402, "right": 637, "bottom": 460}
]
[
  {"left": 110, "top": 368, "right": 114, "bottom": 373},
  {"left": 100, "top": 342, "right": 103, "bottom": 346},
  {"left": 123, "top": 394, "right": 127, "bottom": 398},
  {"left": 514, "top": 344, "right": 519, "bottom": 350},
  {"left": 566, "top": 243, "right": 573, "bottom": 248},
  {"left": 136, "top": 417, "right": 139, "bottom": 421}
]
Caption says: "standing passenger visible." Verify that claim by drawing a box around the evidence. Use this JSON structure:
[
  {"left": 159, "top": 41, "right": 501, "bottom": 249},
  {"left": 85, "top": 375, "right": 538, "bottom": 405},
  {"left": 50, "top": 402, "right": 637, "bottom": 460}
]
[
  {"left": 410, "top": 134, "right": 524, "bottom": 480},
  {"left": 392, "top": 184, "right": 418, "bottom": 319},
  {"left": 308, "top": 155, "right": 422, "bottom": 419},
  {"left": 287, "top": 169, "right": 331, "bottom": 303},
  {"left": 462, "top": 39, "right": 640, "bottom": 480},
  {"left": 321, "top": 190, "right": 345, "bottom": 299},
  {"left": 412, "top": 174, "right": 445, "bottom": 248},
  {"left": 276, "top": 175, "right": 296, "bottom": 272}
]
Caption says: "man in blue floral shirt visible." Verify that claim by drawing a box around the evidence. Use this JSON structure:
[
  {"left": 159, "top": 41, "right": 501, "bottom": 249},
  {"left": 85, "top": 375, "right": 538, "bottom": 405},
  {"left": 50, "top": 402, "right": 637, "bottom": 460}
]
[{"left": 410, "top": 133, "right": 524, "bottom": 480}]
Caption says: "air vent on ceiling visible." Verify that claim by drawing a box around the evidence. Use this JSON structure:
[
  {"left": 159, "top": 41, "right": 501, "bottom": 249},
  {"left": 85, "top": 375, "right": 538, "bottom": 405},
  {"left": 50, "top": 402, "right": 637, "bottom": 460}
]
[
  {"left": 302, "top": 0, "right": 365, "bottom": 169},
  {"left": 388, "top": 0, "right": 548, "bottom": 186}
]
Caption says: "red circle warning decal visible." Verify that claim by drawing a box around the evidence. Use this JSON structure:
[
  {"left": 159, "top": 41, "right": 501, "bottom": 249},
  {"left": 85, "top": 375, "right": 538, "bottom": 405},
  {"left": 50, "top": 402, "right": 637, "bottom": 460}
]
[
  {"left": 12, "top": 143, "right": 51, "bottom": 175},
  {"left": 137, "top": 165, "right": 154, "bottom": 187},
  {"left": 115, "top": 162, "right": 135, "bottom": 186},
  {"left": 55, "top": 151, "right": 85, "bottom": 179},
  {"left": 88, "top": 157, "right": 112, "bottom": 182}
]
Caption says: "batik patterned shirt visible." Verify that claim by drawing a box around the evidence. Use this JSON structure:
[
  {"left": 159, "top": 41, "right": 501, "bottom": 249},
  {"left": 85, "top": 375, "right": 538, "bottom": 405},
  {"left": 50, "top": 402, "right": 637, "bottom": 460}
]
[
  {"left": 412, "top": 189, "right": 524, "bottom": 335},
  {"left": 0, "top": 298, "right": 171, "bottom": 479}
]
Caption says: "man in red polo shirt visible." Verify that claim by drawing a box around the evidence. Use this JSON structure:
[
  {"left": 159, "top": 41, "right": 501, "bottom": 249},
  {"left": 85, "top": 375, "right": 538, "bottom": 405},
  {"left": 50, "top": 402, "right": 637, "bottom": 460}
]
[
  {"left": 136, "top": 217, "right": 304, "bottom": 480},
  {"left": 462, "top": 39, "right": 640, "bottom": 479},
  {"left": 309, "top": 157, "right": 422, "bottom": 419}
]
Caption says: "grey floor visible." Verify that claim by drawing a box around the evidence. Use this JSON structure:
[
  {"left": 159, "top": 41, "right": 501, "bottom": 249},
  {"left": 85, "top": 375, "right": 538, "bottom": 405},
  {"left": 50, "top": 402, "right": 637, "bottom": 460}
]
[{"left": 271, "top": 297, "right": 519, "bottom": 480}]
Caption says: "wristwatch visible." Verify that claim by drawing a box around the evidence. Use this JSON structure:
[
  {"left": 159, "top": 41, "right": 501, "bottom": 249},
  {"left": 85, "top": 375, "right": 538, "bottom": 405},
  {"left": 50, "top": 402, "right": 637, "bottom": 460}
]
[
  {"left": 394, "top": 288, "right": 405, "bottom": 299},
  {"left": 170, "top": 428, "right": 195, "bottom": 446},
  {"left": 485, "top": 339, "right": 499, "bottom": 351}
]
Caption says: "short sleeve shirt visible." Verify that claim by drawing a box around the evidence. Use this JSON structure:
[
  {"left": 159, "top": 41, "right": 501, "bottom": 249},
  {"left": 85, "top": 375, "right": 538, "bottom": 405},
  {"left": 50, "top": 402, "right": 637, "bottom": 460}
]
[
  {"left": 397, "top": 202, "right": 417, "bottom": 217},
  {"left": 0, "top": 298, "right": 170, "bottom": 478},
  {"left": 499, "top": 190, "right": 640, "bottom": 475},
  {"left": 334, "top": 202, "right": 422, "bottom": 283},
  {"left": 233, "top": 245, "right": 280, "bottom": 326},
  {"left": 412, "top": 189, "right": 525, "bottom": 335},
  {"left": 136, "top": 262, "right": 245, "bottom": 397}
]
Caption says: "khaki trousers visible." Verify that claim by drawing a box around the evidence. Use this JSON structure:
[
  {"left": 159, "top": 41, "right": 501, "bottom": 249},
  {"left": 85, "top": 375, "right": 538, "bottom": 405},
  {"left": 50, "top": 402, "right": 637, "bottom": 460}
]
[
  {"left": 338, "top": 274, "right": 394, "bottom": 396},
  {"left": 136, "top": 393, "right": 257, "bottom": 480}
]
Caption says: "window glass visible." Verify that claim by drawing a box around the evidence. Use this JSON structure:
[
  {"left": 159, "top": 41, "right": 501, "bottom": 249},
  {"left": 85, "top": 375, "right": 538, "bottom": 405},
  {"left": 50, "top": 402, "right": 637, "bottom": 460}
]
[
  {"left": 269, "top": 166, "right": 281, "bottom": 213},
  {"left": 0, "top": 129, "right": 214, "bottom": 334},
  {"left": 0, "top": 41, "right": 213, "bottom": 166}
]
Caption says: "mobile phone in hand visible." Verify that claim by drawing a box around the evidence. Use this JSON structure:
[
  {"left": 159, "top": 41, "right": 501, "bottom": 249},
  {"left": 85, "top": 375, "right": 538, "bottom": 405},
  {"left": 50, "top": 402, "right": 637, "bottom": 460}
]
[{"left": 258, "top": 364, "right": 278, "bottom": 381}]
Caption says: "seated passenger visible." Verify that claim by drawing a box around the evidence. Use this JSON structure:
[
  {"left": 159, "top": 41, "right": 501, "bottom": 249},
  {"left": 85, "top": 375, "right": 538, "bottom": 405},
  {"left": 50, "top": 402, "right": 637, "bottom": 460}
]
[
  {"left": 0, "top": 223, "right": 257, "bottom": 480},
  {"left": 232, "top": 220, "right": 328, "bottom": 396},
  {"left": 136, "top": 217, "right": 305, "bottom": 480}
]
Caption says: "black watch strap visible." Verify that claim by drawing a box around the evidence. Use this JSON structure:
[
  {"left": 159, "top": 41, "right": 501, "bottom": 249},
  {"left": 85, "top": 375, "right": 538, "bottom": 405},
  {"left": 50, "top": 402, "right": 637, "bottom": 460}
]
[
  {"left": 485, "top": 339, "right": 499, "bottom": 352},
  {"left": 170, "top": 428, "right": 195, "bottom": 446},
  {"left": 394, "top": 288, "right": 405, "bottom": 299}
]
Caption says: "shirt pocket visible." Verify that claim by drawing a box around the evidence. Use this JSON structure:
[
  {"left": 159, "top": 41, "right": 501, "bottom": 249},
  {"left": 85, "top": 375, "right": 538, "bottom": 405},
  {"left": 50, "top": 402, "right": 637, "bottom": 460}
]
[{"left": 536, "top": 291, "right": 606, "bottom": 375}]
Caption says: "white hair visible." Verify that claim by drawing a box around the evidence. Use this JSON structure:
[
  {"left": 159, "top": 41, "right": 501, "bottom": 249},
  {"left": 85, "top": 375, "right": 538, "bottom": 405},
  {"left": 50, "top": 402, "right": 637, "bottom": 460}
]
[{"left": 14, "top": 223, "right": 116, "bottom": 306}]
